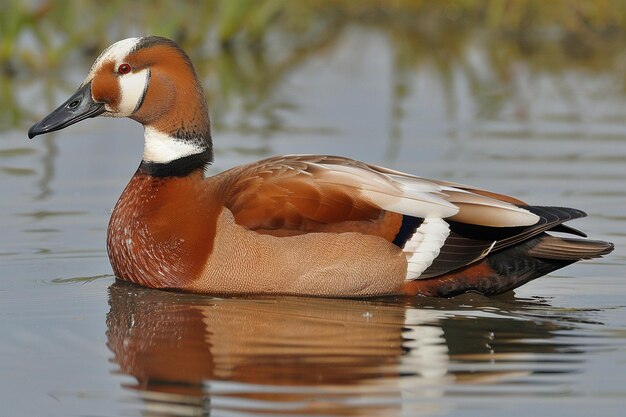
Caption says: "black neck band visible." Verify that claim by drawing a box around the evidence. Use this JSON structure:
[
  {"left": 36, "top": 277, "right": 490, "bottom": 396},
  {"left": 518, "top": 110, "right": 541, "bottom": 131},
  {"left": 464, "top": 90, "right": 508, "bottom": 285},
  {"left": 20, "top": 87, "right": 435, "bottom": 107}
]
[{"left": 138, "top": 148, "right": 213, "bottom": 177}]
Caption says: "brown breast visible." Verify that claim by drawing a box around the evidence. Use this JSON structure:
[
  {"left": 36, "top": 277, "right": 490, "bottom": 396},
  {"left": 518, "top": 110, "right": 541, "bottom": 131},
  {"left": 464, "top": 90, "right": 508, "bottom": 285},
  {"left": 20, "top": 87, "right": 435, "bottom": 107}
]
[
  {"left": 107, "top": 171, "right": 220, "bottom": 289},
  {"left": 106, "top": 168, "right": 408, "bottom": 295}
]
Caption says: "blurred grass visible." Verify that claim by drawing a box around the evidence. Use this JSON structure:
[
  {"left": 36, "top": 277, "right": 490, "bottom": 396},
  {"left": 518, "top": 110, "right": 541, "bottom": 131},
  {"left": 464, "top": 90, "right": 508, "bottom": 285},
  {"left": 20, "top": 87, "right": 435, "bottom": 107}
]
[{"left": 2, "top": 0, "right": 626, "bottom": 131}]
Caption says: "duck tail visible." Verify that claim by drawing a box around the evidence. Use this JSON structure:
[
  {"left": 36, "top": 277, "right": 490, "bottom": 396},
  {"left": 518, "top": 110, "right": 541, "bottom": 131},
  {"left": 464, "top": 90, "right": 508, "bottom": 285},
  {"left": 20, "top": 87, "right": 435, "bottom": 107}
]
[
  {"left": 401, "top": 233, "right": 614, "bottom": 297},
  {"left": 526, "top": 235, "right": 614, "bottom": 260}
]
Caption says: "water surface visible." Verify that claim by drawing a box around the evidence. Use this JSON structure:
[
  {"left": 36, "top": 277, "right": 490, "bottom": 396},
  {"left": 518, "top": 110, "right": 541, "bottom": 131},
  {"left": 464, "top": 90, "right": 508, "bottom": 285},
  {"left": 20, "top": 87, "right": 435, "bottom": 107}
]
[{"left": 1, "top": 23, "right": 625, "bottom": 417}]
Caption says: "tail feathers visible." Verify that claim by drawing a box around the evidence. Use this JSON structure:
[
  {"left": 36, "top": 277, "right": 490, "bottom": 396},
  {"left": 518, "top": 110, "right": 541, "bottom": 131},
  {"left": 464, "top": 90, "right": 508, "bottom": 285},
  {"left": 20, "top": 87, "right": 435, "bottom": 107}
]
[
  {"left": 401, "top": 233, "right": 614, "bottom": 297},
  {"left": 528, "top": 235, "right": 614, "bottom": 261}
]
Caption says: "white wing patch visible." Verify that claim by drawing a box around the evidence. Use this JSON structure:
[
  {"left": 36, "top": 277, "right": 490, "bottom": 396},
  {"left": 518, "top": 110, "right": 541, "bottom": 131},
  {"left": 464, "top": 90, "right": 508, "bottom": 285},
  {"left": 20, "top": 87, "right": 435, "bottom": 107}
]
[
  {"left": 310, "top": 161, "right": 460, "bottom": 219},
  {"left": 441, "top": 186, "right": 539, "bottom": 227},
  {"left": 404, "top": 218, "right": 450, "bottom": 280}
]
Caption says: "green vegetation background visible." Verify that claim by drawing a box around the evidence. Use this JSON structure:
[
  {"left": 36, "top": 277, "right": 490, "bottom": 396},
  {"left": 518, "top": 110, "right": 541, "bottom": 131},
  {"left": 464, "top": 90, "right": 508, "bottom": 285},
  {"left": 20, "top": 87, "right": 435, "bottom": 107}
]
[{"left": 2, "top": 0, "right": 626, "bottom": 130}]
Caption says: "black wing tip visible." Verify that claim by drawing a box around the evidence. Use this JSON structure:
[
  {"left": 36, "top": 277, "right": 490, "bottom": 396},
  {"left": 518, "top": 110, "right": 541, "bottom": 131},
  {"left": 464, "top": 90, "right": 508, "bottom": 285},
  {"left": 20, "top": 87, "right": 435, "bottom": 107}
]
[
  {"left": 525, "top": 205, "right": 588, "bottom": 221},
  {"left": 550, "top": 223, "right": 588, "bottom": 238}
]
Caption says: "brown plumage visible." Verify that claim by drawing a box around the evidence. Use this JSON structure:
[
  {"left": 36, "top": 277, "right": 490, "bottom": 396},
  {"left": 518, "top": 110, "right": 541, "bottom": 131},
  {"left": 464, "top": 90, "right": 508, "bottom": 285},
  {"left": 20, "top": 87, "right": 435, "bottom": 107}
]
[{"left": 28, "top": 36, "right": 614, "bottom": 297}]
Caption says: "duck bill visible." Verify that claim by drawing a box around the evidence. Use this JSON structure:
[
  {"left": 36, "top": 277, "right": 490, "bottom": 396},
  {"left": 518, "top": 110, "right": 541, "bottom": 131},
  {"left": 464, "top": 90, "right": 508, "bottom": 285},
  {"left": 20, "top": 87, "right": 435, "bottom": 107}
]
[{"left": 28, "top": 82, "right": 106, "bottom": 139}]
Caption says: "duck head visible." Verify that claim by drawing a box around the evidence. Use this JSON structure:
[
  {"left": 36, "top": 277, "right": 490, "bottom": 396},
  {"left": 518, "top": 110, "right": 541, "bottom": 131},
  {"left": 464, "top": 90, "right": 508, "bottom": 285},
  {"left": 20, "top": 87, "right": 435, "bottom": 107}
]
[{"left": 29, "top": 36, "right": 212, "bottom": 168}]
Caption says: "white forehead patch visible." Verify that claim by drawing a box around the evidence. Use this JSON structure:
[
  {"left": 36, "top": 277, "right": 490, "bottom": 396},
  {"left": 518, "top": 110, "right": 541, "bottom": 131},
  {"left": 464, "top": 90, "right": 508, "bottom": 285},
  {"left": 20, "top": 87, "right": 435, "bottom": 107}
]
[{"left": 83, "top": 37, "right": 142, "bottom": 84}]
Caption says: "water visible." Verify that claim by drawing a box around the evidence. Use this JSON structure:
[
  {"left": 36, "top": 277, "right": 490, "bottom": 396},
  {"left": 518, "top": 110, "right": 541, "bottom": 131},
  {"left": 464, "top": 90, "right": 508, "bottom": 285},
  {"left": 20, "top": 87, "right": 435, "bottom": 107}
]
[{"left": 1, "top": 26, "right": 626, "bottom": 416}]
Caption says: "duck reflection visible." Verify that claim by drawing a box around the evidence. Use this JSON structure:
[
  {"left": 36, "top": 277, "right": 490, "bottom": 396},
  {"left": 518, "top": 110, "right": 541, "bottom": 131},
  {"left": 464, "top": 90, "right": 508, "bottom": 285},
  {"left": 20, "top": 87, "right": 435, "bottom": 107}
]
[{"left": 106, "top": 281, "right": 584, "bottom": 416}]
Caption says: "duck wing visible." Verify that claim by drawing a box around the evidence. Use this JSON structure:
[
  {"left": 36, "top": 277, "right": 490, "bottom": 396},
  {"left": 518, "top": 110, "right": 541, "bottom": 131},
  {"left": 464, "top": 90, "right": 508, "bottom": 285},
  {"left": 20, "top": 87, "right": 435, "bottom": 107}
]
[{"left": 215, "top": 155, "right": 557, "bottom": 280}]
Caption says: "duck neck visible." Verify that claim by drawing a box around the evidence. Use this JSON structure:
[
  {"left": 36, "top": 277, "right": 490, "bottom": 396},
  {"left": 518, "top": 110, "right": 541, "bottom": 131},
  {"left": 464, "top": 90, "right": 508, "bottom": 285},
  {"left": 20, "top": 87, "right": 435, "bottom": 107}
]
[
  {"left": 136, "top": 67, "right": 214, "bottom": 178},
  {"left": 139, "top": 124, "right": 213, "bottom": 177}
]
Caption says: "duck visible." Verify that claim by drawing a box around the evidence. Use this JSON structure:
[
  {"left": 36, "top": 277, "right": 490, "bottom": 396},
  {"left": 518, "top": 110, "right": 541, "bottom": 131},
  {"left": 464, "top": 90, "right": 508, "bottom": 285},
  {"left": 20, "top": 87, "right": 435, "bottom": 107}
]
[{"left": 28, "top": 36, "right": 613, "bottom": 297}]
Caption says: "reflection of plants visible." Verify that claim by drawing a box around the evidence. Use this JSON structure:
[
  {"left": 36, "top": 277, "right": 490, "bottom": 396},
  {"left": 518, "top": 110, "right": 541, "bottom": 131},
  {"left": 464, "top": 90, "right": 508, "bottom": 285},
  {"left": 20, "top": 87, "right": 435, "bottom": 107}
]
[{"left": 2, "top": 0, "right": 626, "bottom": 131}]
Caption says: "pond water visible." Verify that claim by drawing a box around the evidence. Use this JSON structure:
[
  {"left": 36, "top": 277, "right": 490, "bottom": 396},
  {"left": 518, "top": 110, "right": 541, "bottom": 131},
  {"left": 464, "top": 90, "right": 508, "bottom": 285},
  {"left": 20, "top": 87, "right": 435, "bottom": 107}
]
[{"left": 1, "top": 26, "right": 626, "bottom": 416}]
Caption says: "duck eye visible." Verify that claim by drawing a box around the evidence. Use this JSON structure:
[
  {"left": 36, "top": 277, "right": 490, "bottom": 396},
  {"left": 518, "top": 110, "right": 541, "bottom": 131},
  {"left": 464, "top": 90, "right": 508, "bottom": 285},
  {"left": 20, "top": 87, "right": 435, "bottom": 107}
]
[{"left": 117, "top": 63, "right": 132, "bottom": 74}]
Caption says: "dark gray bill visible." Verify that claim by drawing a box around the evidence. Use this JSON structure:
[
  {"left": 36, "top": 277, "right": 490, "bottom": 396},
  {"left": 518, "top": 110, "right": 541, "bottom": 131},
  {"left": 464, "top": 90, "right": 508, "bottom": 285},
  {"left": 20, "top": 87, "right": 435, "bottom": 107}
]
[{"left": 28, "top": 81, "right": 106, "bottom": 139}]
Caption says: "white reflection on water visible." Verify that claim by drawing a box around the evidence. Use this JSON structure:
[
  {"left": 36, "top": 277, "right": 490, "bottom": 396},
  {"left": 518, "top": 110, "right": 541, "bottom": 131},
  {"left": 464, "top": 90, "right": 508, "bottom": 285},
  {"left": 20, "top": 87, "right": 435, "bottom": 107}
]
[{"left": 105, "top": 282, "right": 597, "bottom": 417}]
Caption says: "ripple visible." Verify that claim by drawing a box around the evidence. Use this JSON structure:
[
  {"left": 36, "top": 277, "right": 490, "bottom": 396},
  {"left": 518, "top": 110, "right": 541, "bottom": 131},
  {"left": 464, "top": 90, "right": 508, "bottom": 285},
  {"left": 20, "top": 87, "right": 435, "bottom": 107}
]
[
  {"left": 0, "top": 166, "right": 36, "bottom": 176},
  {"left": 0, "top": 147, "right": 37, "bottom": 157},
  {"left": 18, "top": 210, "right": 87, "bottom": 219},
  {"left": 46, "top": 274, "right": 114, "bottom": 285}
]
